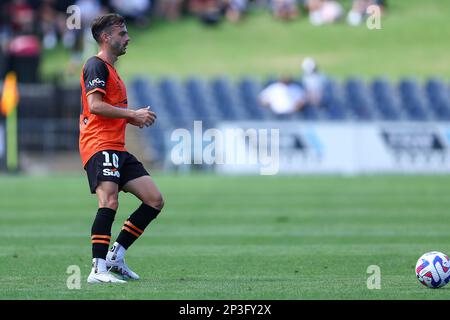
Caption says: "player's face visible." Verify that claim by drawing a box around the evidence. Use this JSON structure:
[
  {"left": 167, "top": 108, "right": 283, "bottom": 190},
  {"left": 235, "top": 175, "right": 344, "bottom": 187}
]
[{"left": 107, "top": 24, "right": 130, "bottom": 56}]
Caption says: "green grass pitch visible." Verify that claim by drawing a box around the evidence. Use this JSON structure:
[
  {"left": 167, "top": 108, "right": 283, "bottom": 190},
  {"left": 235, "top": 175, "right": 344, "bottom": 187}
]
[{"left": 0, "top": 174, "right": 449, "bottom": 299}]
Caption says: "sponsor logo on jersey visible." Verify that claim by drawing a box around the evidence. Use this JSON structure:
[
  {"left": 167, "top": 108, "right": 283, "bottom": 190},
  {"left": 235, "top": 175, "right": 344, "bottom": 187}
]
[{"left": 89, "top": 78, "right": 106, "bottom": 87}]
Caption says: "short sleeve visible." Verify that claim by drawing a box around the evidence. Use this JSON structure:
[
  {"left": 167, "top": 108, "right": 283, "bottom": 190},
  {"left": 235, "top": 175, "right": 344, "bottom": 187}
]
[{"left": 83, "top": 57, "right": 109, "bottom": 96}]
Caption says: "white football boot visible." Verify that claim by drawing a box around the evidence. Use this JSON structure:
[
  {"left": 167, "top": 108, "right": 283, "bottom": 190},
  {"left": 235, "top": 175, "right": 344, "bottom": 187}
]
[
  {"left": 87, "top": 258, "right": 127, "bottom": 284},
  {"left": 106, "top": 243, "right": 140, "bottom": 280}
]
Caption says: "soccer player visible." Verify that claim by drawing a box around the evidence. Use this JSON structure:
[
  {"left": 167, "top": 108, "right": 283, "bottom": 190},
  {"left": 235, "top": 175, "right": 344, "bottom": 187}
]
[{"left": 79, "top": 13, "right": 164, "bottom": 284}]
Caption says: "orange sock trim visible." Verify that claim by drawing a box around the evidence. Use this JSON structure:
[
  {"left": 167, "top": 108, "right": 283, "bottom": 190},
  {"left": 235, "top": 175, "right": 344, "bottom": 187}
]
[{"left": 122, "top": 226, "right": 140, "bottom": 238}]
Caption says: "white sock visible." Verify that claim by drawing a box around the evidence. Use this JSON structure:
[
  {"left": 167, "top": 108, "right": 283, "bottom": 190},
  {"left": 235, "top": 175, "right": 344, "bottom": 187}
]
[
  {"left": 109, "top": 242, "right": 126, "bottom": 261},
  {"left": 92, "top": 258, "right": 107, "bottom": 273}
]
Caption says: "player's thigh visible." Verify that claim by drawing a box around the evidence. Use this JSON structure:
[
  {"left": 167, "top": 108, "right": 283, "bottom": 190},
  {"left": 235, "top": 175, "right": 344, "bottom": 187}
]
[
  {"left": 96, "top": 181, "right": 119, "bottom": 210},
  {"left": 122, "top": 175, "right": 164, "bottom": 210},
  {"left": 84, "top": 150, "right": 122, "bottom": 194}
]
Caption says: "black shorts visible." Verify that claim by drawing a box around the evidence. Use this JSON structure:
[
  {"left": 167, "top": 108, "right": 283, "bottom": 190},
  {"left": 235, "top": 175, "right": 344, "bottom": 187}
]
[{"left": 84, "top": 150, "right": 149, "bottom": 194}]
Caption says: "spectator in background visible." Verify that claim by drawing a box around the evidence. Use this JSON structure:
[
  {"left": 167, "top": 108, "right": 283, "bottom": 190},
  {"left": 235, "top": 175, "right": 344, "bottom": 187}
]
[
  {"left": 38, "top": 0, "right": 62, "bottom": 49},
  {"left": 259, "top": 75, "right": 307, "bottom": 118},
  {"left": 155, "top": 0, "right": 184, "bottom": 21},
  {"left": 67, "top": 0, "right": 108, "bottom": 74},
  {"left": 53, "top": 0, "right": 81, "bottom": 49},
  {"left": 305, "top": 0, "right": 343, "bottom": 26},
  {"left": 7, "top": 33, "right": 41, "bottom": 82},
  {"left": 224, "top": 0, "right": 248, "bottom": 23},
  {"left": 270, "top": 0, "right": 299, "bottom": 21},
  {"left": 301, "top": 57, "right": 326, "bottom": 107},
  {"left": 1, "top": 0, "right": 41, "bottom": 82},
  {"left": 347, "top": 0, "right": 386, "bottom": 26},
  {"left": 188, "top": 0, "right": 224, "bottom": 26},
  {"left": 0, "top": 7, "right": 7, "bottom": 78},
  {"left": 110, "top": 0, "right": 152, "bottom": 27},
  {"left": 0, "top": 1, "right": 13, "bottom": 76},
  {"left": 7, "top": 0, "right": 35, "bottom": 34}
]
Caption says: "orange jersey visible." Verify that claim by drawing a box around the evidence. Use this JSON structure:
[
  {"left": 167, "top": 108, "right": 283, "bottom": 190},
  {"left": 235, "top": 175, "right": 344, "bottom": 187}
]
[{"left": 79, "top": 56, "right": 128, "bottom": 167}]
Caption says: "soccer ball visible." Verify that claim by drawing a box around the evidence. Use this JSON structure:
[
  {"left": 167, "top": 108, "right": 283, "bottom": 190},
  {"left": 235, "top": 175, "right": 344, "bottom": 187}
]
[{"left": 415, "top": 251, "right": 450, "bottom": 289}]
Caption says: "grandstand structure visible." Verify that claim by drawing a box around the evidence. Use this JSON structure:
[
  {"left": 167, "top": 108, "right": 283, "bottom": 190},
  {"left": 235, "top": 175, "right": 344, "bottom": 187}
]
[
  {"left": 130, "top": 76, "right": 450, "bottom": 165},
  {"left": 1, "top": 75, "right": 448, "bottom": 173}
]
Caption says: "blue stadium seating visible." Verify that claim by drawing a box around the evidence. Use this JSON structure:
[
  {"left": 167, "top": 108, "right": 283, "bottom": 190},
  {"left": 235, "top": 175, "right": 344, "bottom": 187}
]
[
  {"left": 211, "top": 77, "right": 236, "bottom": 120},
  {"left": 398, "top": 78, "right": 430, "bottom": 121},
  {"left": 130, "top": 77, "right": 171, "bottom": 126},
  {"left": 344, "top": 78, "right": 377, "bottom": 121},
  {"left": 371, "top": 78, "right": 402, "bottom": 120},
  {"left": 185, "top": 77, "right": 213, "bottom": 120},
  {"left": 132, "top": 77, "right": 450, "bottom": 127},
  {"left": 130, "top": 75, "right": 450, "bottom": 161},
  {"left": 131, "top": 77, "right": 154, "bottom": 108},
  {"left": 211, "top": 77, "right": 252, "bottom": 120},
  {"left": 133, "top": 76, "right": 450, "bottom": 125},
  {"left": 158, "top": 77, "right": 193, "bottom": 127},
  {"left": 425, "top": 78, "right": 450, "bottom": 120},
  {"left": 320, "top": 78, "right": 348, "bottom": 120},
  {"left": 238, "top": 77, "right": 273, "bottom": 120},
  {"left": 130, "top": 77, "right": 175, "bottom": 162},
  {"left": 295, "top": 103, "right": 322, "bottom": 121}
]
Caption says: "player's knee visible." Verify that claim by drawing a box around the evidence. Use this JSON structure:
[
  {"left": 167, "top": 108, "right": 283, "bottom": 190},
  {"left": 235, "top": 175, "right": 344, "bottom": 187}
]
[
  {"left": 145, "top": 193, "right": 164, "bottom": 211},
  {"left": 99, "top": 196, "right": 119, "bottom": 211},
  {"left": 156, "top": 195, "right": 165, "bottom": 211}
]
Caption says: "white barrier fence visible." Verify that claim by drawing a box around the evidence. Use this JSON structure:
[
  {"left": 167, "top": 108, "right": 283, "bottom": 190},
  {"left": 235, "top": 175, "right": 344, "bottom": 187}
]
[{"left": 215, "top": 121, "right": 450, "bottom": 175}]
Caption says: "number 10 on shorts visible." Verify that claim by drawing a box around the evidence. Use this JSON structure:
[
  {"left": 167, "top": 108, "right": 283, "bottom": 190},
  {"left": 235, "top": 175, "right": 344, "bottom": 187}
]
[{"left": 102, "top": 151, "right": 119, "bottom": 168}]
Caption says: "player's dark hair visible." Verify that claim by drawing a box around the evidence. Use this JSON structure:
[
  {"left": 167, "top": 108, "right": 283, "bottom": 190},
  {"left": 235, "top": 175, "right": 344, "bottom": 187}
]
[{"left": 91, "top": 13, "right": 125, "bottom": 44}]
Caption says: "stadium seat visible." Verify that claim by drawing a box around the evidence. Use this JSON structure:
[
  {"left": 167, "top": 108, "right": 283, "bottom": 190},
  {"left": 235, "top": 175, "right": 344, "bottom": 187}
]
[
  {"left": 210, "top": 77, "right": 249, "bottom": 120},
  {"left": 185, "top": 77, "right": 210, "bottom": 119},
  {"left": 398, "top": 78, "right": 430, "bottom": 121},
  {"left": 371, "top": 78, "right": 403, "bottom": 121},
  {"left": 130, "top": 74, "right": 450, "bottom": 168},
  {"left": 130, "top": 76, "right": 171, "bottom": 127},
  {"left": 158, "top": 77, "right": 193, "bottom": 127},
  {"left": 320, "top": 78, "right": 348, "bottom": 120},
  {"left": 237, "top": 77, "right": 273, "bottom": 120},
  {"left": 130, "top": 77, "right": 174, "bottom": 162},
  {"left": 296, "top": 103, "right": 322, "bottom": 121},
  {"left": 130, "top": 77, "right": 154, "bottom": 107},
  {"left": 424, "top": 78, "right": 450, "bottom": 120},
  {"left": 344, "top": 78, "right": 378, "bottom": 121},
  {"left": 184, "top": 77, "right": 221, "bottom": 127}
]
